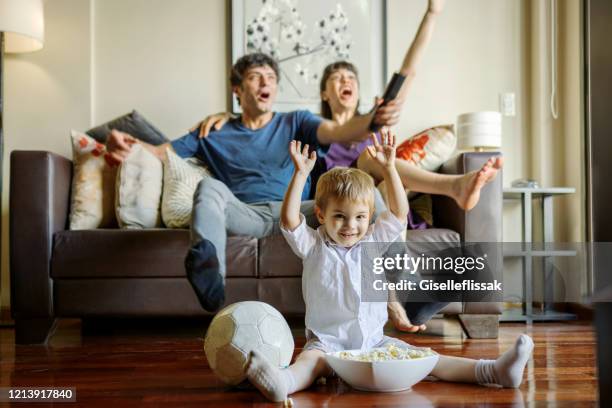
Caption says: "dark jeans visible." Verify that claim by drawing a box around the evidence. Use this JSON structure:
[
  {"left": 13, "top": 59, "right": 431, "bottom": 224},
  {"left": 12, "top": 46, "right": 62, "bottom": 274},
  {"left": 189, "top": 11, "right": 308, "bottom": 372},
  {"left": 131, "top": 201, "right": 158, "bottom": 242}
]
[{"left": 403, "top": 301, "right": 449, "bottom": 325}]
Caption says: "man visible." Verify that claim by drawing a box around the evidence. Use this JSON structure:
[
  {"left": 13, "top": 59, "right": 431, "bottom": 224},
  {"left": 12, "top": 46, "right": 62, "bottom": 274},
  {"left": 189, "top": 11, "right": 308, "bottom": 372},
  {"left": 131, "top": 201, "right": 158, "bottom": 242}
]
[{"left": 106, "top": 53, "right": 403, "bottom": 312}]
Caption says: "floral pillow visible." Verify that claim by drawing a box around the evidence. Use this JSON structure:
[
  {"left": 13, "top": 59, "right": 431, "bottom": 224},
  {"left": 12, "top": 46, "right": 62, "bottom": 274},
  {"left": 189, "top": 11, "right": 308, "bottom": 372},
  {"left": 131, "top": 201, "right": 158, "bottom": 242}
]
[
  {"left": 396, "top": 125, "right": 456, "bottom": 172},
  {"left": 69, "top": 131, "right": 117, "bottom": 229}
]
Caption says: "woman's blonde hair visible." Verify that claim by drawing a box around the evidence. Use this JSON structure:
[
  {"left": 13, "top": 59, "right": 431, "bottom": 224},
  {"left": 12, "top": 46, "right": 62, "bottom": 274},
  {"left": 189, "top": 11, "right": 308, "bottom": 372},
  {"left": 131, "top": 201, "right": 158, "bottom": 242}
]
[{"left": 314, "top": 167, "right": 375, "bottom": 212}]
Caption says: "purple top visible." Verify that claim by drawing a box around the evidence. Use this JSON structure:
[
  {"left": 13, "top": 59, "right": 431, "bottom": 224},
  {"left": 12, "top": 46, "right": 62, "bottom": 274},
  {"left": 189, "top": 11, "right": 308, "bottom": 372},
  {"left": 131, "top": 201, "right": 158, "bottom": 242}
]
[
  {"left": 322, "top": 138, "right": 429, "bottom": 230},
  {"left": 323, "top": 139, "right": 375, "bottom": 169}
]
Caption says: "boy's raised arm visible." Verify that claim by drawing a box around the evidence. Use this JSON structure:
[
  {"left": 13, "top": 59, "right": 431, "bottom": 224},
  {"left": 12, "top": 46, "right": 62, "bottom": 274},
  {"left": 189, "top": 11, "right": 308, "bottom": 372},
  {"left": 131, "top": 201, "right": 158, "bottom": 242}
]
[
  {"left": 280, "top": 140, "right": 317, "bottom": 231},
  {"left": 365, "top": 129, "right": 409, "bottom": 220}
]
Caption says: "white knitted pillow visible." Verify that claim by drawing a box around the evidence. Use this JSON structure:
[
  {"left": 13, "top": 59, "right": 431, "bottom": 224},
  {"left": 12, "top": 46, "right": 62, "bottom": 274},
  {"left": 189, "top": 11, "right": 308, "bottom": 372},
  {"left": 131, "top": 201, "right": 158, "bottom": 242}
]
[{"left": 162, "top": 148, "right": 210, "bottom": 228}]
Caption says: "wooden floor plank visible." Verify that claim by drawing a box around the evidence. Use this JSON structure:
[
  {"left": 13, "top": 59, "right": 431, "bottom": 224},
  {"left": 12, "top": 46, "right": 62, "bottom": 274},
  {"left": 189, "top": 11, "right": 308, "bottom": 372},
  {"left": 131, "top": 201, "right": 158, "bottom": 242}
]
[{"left": 0, "top": 319, "right": 598, "bottom": 407}]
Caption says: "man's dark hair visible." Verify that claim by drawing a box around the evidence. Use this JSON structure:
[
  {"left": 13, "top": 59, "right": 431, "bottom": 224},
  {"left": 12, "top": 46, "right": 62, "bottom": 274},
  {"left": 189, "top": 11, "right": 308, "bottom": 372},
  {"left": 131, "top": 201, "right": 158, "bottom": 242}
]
[
  {"left": 230, "top": 53, "right": 280, "bottom": 87},
  {"left": 319, "top": 61, "right": 360, "bottom": 120}
]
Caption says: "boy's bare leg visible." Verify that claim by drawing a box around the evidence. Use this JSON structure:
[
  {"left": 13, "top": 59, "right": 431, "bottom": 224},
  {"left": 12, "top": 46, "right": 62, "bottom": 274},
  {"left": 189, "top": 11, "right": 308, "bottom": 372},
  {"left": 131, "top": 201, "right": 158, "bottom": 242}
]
[
  {"left": 246, "top": 349, "right": 331, "bottom": 402},
  {"left": 430, "top": 334, "right": 534, "bottom": 388},
  {"left": 287, "top": 349, "right": 332, "bottom": 392},
  {"left": 431, "top": 355, "right": 478, "bottom": 383},
  {"left": 357, "top": 153, "right": 503, "bottom": 211}
]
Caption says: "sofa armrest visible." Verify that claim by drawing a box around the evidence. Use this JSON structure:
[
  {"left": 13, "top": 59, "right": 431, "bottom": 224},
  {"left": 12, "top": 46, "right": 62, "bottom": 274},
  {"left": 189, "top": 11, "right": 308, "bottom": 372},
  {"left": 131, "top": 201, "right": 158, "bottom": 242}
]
[
  {"left": 10, "top": 151, "right": 72, "bottom": 320},
  {"left": 432, "top": 152, "right": 503, "bottom": 243},
  {"left": 433, "top": 152, "right": 504, "bottom": 320}
]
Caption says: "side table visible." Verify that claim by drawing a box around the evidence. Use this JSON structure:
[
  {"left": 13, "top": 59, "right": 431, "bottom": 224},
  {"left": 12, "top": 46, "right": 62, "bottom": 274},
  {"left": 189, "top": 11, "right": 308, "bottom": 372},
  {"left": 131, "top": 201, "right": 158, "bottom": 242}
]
[{"left": 502, "top": 187, "right": 576, "bottom": 322}]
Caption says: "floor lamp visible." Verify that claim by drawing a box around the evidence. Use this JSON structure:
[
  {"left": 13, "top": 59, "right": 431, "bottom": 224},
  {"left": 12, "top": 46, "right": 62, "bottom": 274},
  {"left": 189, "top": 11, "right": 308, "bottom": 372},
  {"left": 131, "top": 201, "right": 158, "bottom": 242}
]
[{"left": 0, "top": 0, "right": 45, "bottom": 324}]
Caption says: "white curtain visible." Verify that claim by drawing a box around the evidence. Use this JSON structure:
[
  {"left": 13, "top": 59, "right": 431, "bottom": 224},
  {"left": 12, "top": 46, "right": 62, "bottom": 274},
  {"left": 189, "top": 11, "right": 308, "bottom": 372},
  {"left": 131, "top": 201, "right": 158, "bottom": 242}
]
[{"left": 527, "top": 0, "right": 584, "bottom": 243}]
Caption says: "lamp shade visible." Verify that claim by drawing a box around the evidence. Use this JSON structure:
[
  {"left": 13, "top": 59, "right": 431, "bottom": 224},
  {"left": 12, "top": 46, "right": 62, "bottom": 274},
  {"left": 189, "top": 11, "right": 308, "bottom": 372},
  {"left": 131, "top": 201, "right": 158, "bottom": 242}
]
[
  {"left": 456, "top": 111, "right": 502, "bottom": 150},
  {"left": 0, "top": 0, "right": 44, "bottom": 53}
]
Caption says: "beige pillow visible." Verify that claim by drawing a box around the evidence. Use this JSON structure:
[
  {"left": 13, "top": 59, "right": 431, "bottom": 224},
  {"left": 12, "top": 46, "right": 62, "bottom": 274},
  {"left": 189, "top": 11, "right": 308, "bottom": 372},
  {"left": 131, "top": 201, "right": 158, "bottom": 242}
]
[
  {"left": 162, "top": 148, "right": 210, "bottom": 228},
  {"left": 69, "top": 130, "right": 117, "bottom": 230},
  {"left": 396, "top": 125, "right": 456, "bottom": 172},
  {"left": 115, "top": 143, "right": 163, "bottom": 229}
]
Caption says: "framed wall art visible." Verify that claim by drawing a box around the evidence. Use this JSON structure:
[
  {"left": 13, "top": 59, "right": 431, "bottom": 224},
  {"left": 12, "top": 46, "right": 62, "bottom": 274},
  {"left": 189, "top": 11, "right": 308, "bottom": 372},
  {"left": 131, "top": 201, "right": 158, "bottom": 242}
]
[{"left": 231, "top": 0, "right": 387, "bottom": 113}]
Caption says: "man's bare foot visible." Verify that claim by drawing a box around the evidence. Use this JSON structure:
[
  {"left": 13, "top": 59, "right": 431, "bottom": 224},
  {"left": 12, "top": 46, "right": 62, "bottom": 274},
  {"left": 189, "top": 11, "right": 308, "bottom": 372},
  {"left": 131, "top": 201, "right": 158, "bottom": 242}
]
[
  {"left": 453, "top": 157, "right": 503, "bottom": 211},
  {"left": 388, "top": 302, "right": 427, "bottom": 333}
]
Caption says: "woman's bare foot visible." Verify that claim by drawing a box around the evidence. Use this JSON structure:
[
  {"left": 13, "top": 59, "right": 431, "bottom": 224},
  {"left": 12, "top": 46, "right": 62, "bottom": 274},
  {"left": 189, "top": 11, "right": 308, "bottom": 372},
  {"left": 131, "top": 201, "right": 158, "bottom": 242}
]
[
  {"left": 453, "top": 157, "right": 503, "bottom": 211},
  {"left": 388, "top": 302, "right": 427, "bottom": 333}
]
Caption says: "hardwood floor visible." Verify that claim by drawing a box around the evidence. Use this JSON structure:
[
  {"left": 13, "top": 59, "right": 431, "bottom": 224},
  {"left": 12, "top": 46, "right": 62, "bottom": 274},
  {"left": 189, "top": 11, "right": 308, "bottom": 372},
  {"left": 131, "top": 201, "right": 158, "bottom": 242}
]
[{"left": 0, "top": 319, "right": 598, "bottom": 407}]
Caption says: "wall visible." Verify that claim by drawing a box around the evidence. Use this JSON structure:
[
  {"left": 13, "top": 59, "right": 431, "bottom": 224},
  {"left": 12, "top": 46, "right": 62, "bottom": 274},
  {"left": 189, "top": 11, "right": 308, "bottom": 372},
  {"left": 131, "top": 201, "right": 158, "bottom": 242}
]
[
  {"left": 387, "top": 0, "right": 529, "bottom": 188},
  {"left": 1, "top": 0, "right": 568, "bottom": 308},
  {"left": 93, "top": 0, "right": 227, "bottom": 137},
  {"left": 2, "top": 0, "right": 92, "bottom": 309},
  {"left": 386, "top": 1, "right": 530, "bottom": 304},
  {"left": 1, "top": 0, "right": 228, "bottom": 309}
]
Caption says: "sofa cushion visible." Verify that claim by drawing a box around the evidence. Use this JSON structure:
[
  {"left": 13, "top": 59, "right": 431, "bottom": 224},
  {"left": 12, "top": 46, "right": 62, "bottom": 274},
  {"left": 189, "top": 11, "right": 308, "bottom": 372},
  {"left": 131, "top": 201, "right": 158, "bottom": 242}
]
[
  {"left": 259, "top": 229, "right": 461, "bottom": 278},
  {"left": 54, "top": 278, "right": 258, "bottom": 316},
  {"left": 86, "top": 110, "right": 168, "bottom": 145},
  {"left": 258, "top": 234, "right": 303, "bottom": 278},
  {"left": 51, "top": 230, "right": 256, "bottom": 278},
  {"left": 405, "top": 228, "right": 460, "bottom": 243}
]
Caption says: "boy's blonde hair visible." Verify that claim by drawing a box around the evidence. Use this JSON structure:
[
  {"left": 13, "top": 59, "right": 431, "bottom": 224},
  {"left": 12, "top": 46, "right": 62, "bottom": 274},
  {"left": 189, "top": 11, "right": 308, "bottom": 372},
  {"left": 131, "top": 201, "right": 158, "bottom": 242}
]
[{"left": 314, "top": 167, "right": 376, "bottom": 212}]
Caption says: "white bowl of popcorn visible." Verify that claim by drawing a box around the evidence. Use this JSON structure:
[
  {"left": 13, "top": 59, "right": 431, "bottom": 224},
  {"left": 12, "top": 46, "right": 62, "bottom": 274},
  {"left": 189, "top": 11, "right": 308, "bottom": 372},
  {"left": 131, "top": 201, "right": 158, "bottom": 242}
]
[{"left": 325, "top": 344, "right": 439, "bottom": 392}]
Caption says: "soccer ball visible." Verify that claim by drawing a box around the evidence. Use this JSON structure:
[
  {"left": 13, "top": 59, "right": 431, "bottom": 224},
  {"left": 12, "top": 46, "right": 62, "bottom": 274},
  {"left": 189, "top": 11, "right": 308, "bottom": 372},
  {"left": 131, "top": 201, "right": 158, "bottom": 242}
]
[{"left": 204, "top": 301, "right": 295, "bottom": 385}]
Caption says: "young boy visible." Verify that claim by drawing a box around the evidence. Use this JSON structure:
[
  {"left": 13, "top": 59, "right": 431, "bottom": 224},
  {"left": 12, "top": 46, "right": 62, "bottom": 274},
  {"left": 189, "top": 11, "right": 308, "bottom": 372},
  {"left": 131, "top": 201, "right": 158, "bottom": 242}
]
[{"left": 246, "top": 129, "right": 533, "bottom": 402}]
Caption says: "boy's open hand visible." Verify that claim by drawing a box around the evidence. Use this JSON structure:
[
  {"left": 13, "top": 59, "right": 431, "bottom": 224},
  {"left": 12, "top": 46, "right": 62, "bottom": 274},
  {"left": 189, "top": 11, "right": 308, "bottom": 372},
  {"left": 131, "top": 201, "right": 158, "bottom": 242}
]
[
  {"left": 289, "top": 140, "right": 317, "bottom": 175},
  {"left": 366, "top": 127, "right": 397, "bottom": 170}
]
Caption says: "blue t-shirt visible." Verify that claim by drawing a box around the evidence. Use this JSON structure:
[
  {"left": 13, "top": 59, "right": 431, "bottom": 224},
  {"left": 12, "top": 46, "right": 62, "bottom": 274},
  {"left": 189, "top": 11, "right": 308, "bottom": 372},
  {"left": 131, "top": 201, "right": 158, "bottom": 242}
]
[{"left": 171, "top": 110, "right": 323, "bottom": 204}]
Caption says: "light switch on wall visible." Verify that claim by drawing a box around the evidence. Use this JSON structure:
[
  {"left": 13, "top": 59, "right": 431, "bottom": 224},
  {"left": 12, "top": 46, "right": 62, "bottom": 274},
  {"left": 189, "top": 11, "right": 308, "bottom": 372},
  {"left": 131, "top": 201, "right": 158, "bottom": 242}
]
[{"left": 500, "top": 92, "right": 516, "bottom": 117}]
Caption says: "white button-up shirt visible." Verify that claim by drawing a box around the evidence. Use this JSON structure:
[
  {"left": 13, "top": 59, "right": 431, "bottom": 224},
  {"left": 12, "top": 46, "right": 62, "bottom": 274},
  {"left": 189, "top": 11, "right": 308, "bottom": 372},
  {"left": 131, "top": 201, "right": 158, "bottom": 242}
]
[{"left": 281, "top": 211, "right": 406, "bottom": 352}]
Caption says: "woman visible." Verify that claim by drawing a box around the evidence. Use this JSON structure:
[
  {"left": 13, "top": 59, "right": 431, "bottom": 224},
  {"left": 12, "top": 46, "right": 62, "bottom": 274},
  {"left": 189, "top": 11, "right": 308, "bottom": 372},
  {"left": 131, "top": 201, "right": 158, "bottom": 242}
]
[
  {"left": 316, "top": 0, "right": 501, "bottom": 215},
  {"left": 194, "top": 0, "right": 502, "bottom": 332}
]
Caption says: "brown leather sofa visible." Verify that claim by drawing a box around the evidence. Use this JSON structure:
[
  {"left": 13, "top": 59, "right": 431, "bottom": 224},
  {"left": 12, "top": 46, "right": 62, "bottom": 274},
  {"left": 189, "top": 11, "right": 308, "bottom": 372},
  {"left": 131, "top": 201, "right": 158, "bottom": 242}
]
[{"left": 9, "top": 150, "right": 503, "bottom": 344}]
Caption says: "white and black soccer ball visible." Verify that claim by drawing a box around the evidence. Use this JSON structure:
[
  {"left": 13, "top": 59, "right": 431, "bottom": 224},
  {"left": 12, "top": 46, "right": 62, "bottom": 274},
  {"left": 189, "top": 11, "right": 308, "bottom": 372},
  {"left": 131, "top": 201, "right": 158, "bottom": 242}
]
[{"left": 204, "top": 301, "right": 295, "bottom": 385}]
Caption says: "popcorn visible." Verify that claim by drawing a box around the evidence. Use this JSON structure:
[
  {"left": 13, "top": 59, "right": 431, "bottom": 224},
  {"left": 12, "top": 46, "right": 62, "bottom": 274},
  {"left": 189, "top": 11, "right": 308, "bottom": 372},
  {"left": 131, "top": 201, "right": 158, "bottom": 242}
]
[{"left": 338, "top": 344, "right": 435, "bottom": 362}]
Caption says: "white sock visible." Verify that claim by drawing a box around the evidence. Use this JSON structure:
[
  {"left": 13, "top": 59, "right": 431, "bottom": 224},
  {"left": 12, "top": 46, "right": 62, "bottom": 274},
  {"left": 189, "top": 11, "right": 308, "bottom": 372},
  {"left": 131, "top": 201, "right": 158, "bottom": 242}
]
[
  {"left": 245, "top": 350, "right": 289, "bottom": 402},
  {"left": 283, "top": 369, "right": 297, "bottom": 394},
  {"left": 475, "top": 334, "right": 534, "bottom": 388}
]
